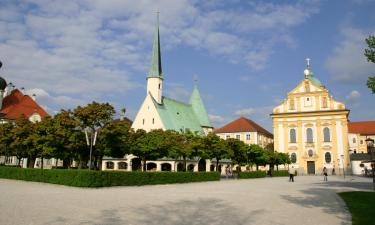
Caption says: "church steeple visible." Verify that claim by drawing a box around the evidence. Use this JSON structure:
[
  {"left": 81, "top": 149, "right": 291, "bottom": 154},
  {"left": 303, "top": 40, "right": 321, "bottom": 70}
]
[
  {"left": 148, "top": 12, "right": 162, "bottom": 79},
  {"left": 189, "top": 81, "right": 212, "bottom": 128},
  {"left": 147, "top": 13, "right": 163, "bottom": 104}
]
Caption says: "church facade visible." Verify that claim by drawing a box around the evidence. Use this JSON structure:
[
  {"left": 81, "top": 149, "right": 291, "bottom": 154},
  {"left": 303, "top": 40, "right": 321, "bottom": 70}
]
[{"left": 271, "top": 60, "right": 350, "bottom": 175}]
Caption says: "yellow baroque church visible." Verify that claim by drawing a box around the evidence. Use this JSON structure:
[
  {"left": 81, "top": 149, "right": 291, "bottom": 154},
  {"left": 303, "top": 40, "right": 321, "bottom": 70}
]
[{"left": 271, "top": 59, "right": 350, "bottom": 175}]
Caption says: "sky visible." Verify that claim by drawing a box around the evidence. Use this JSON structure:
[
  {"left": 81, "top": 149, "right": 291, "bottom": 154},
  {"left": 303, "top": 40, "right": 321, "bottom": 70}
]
[{"left": 0, "top": 0, "right": 374, "bottom": 132}]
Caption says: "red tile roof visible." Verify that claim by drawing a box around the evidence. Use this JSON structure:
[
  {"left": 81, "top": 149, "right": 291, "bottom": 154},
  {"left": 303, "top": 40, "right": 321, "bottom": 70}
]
[
  {"left": 0, "top": 89, "right": 48, "bottom": 120},
  {"left": 214, "top": 117, "right": 273, "bottom": 138},
  {"left": 348, "top": 121, "right": 375, "bottom": 135}
]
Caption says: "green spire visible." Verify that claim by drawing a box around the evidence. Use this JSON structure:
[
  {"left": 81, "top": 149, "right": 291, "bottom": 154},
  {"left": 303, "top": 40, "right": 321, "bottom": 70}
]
[
  {"left": 189, "top": 82, "right": 212, "bottom": 128},
  {"left": 148, "top": 13, "right": 163, "bottom": 79}
]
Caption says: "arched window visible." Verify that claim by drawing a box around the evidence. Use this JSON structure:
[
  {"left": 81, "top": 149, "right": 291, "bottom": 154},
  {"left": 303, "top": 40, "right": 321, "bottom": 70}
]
[
  {"left": 308, "top": 149, "right": 313, "bottom": 157},
  {"left": 353, "top": 138, "right": 356, "bottom": 144},
  {"left": 306, "top": 128, "right": 313, "bottom": 143},
  {"left": 325, "top": 152, "right": 331, "bottom": 163},
  {"left": 323, "top": 127, "right": 330, "bottom": 142},
  {"left": 290, "top": 129, "right": 296, "bottom": 143},
  {"left": 106, "top": 161, "right": 114, "bottom": 169},
  {"left": 290, "top": 153, "right": 297, "bottom": 163}
]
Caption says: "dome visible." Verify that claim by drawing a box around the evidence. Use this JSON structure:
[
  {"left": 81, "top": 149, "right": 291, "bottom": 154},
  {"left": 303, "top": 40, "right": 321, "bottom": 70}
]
[{"left": 0, "top": 76, "right": 6, "bottom": 91}]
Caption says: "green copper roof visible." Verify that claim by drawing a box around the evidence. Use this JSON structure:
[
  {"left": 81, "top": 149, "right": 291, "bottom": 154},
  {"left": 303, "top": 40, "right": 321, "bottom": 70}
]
[
  {"left": 189, "top": 84, "right": 212, "bottom": 127},
  {"left": 151, "top": 95, "right": 204, "bottom": 134},
  {"left": 308, "top": 76, "right": 322, "bottom": 87},
  {"left": 147, "top": 14, "right": 163, "bottom": 79}
]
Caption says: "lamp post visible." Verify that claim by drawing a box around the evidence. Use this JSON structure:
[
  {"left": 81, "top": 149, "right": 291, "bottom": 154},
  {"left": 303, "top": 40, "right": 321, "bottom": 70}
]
[
  {"left": 85, "top": 127, "right": 97, "bottom": 170},
  {"left": 365, "top": 138, "right": 375, "bottom": 190}
]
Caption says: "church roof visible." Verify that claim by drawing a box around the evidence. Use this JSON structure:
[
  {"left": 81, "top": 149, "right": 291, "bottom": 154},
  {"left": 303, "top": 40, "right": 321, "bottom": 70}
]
[
  {"left": 189, "top": 84, "right": 212, "bottom": 128},
  {"left": 214, "top": 117, "right": 273, "bottom": 138},
  {"left": 0, "top": 89, "right": 48, "bottom": 120},
  {"left": 348, "top": 121, "right": 375, "bottom": 135},
  {"left": 147, "top": 14, "right": 163, "bottom": 79}
]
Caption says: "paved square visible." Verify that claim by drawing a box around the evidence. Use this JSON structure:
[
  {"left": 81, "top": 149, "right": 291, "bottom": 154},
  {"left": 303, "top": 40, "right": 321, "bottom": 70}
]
[{"left": 0, "top": 176, "right": 372, "bottom": 225}]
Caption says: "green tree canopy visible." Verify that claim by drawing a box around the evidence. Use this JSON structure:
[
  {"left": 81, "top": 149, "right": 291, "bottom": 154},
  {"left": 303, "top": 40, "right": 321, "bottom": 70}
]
[{"left": 365, "top": 35, "right": 375, "bottom": 93}]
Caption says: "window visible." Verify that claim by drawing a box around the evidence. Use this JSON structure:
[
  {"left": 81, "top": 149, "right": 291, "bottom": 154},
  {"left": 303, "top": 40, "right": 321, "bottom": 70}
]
[
  {"left": 360, "top": 140, "right": 364, "bottom": 145},
  {"left": 325, "top": 152, "right": 331, "bottom": 163},
  {"left": 290, "top": 129, "right": 296, "bottom": 143},
  {"left": 289, "top": 99, "right": 295, "bottom": 110},
  {"left": 353, "top": 138, "right": 356, "bottom": 144},
  {"left": 158, "top": 84, "right": 161, "bottom": 89},
  {"left": 291, "top": 153, "right": 297, "bottom": 163},
  {"left": 246, "top": 134, "right": 251, "bottom": 140},
  {"left": 322, "top": 97, "right": 328, "bottom": 108},
  {"left": 226, "top": 135, "right": 230, "bottom": 139},
  {"left": 323, "top": 127, "right": 330, "bottom": 142},
  {"left": 236, "top": 134, "right": 241, "bottom": 140},
  {"left": 306, "top": 128, "right": 313, "bottom": 143},
  {"left": 152, "top": 118, "right": 155, "bottom": 124},
  {"left": 308, "top": 149, "right": 313, "bottom": 157},
  {"left": 106, "top": 161, "right": 114, "bottom": 169},
  {"left": 142, "top": 119, "right": 145, "bottom": 125},
  {"left": 118, "top": 162, "right": 128, "bottom": 170}
]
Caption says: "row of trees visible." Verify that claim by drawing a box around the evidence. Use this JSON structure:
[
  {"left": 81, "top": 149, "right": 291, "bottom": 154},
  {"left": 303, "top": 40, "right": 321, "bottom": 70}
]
[{"left": 0, "top": 102, "right": 291, "bottom": 171}]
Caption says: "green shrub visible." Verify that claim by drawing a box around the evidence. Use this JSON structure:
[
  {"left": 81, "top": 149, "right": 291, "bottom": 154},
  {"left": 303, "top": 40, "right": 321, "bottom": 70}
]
[
  {"left": 0, "top": 167, "right": 220, "bottom": 187},
  {"left": 238, "top": 171, "right": 266, "bottom": 179},
  {"left": 271, "top": 170, "right": 289, "bottom": 177}
]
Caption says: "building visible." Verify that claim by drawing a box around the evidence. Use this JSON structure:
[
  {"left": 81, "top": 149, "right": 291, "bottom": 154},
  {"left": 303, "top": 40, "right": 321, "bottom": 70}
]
[
  {"left": 214, "top": 117, "right": 273, "bottom": 148},
  {"left": 0, "top": 65, "right": 50, "bottom": 167},
  {"left": 271, "top": 59, "right": 350, "bottom": 175},
  {"left": 348, "top": 121, "right": 375, "bottom": 154},
  {"left": 348, "top": 121, "right": 375, "bottom": 175},
  {"left": 131, "top": 16, "right": 213, "bottom": 135},
  {"left": 102, "top": 16, "right": 221, "bottom": 172}
]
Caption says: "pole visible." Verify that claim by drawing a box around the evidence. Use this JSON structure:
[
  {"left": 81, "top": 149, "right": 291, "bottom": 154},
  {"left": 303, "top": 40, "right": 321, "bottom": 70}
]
[{"left": 89, "top": 131, "right": 93, "bottom": 170}]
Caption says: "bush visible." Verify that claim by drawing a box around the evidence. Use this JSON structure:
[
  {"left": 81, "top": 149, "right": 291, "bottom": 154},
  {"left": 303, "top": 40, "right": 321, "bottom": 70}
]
[
  {"left": 0, "top": 167, "right": 220, "bottom": 187},
  {"left": 271, "top": 170, "right": 289, "bottom": 177},
  {"left": 238, "top": 171, "right": 266, "bottom": 179}
]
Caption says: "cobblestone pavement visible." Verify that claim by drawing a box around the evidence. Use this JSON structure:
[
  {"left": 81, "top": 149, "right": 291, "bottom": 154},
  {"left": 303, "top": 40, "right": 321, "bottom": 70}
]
[{"left": 0, "top": 175, "right": 372, "bottom": 225}]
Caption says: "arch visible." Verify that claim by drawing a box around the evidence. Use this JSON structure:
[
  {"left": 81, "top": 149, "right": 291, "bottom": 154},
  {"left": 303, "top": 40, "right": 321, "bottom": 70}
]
[
  {"left": 290, "top": 153, "right": 297, "bottom": 163},
  {"left": 187, "top": 164, "right": 195, "bottom": 172},
  {"left": 146, "top": 162, "right": 157, "bottom": 171},
  {"left": 210, "top": 164, "right": 215, "bottom": 171},
  {"left": 290, "top": 129, "right": 296, "bottom": 143},
  {"left": 218, "top": 165, "right": 222, "bottom": 172},
  {"left": 177, "top": 162, "right": 184, "bottom": 172},
  {"left": 131, "top": 158, "right": 142, "bottom": 171},
  {"left": 323, "top": 127, "right": 330, "bottom": 142},
  {"left": 118, "top": 162, "right": 128, "bottom": 170},
  {"left": 325, "top": 152, "right": 332, "bottom": 163},
  {"left": 198, "top": 159, "right": 206, "bottom": 172},
  {"left": 306, "top": 128, "right": 313, "bottom": 143},
  {"left": 106, "top": 161, "right": 114, "bottom": 169},
  {"left": 161, "top": 163, "right": 172, "bottom": 171}
]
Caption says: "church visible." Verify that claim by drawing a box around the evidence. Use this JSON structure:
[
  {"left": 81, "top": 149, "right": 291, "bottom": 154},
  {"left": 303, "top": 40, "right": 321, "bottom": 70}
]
[
  {"left": 102, "top": 16, "right": 217, "bottom": 172},
  {"left": 271, "top": 59, "right": 350, "bottom": 175},
  {"left": 131, "top": 16, "right": 213, "bottom": 135}
]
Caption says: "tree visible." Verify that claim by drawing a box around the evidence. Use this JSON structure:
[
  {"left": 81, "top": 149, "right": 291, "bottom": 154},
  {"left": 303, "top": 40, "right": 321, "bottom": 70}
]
[
  {"left": 203, "top": 133, "right": 229, "bottom": 172},
  {"left": 0, "top": 123, "right": 14, "bottom": 164},
  {"left": 130, "top": 129, "right": 168, "bottom": 171},
  {"left": 248, "top": 144, "right": 267, "bottom": 171},
  {"left": 73, "top": 102, "right": 115, "bottom": 169},
  {"left": 165, "top": 130, "right": 190, "bottom": 171},
  {"left": 226, "top": 138, "right": 247, "bottom": 171},
  {"left": 10, "top": 116, "right": 35, "bottom": 167},
  {"left": 364, "top": 35, "right": 375, "bottom": 93}
]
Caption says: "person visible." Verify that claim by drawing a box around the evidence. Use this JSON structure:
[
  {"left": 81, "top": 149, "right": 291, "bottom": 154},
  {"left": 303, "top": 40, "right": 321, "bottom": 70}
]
[
  {"left": 332, "top": 166, "right": 336, "bottom": 175},
  {"left": 289, "top": 166, "right": 295, "bottom": 182},
  {"left": 323, "top": 167, "right": 328, "bottom": 181},
  {"left": 225, "top": 165, "right": 229, "bottom": 179},
  {"left": 364, "top": 166, "right": 368, "bottom": 176}
]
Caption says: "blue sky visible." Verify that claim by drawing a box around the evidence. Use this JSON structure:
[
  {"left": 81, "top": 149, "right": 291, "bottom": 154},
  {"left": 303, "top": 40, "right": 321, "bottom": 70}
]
[{"left": 0, "top": 0, "right": 374, "bottom": 131}]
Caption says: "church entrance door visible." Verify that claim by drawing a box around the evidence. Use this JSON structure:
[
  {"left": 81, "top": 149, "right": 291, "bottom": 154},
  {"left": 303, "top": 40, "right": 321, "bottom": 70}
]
[{"left": 307, "top": 161, "right": 315, "bottom": 174}]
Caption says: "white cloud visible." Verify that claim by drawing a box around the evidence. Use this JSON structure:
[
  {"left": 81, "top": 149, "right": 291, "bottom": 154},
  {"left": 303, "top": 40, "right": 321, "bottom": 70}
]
[
  {"left": 326, "top": 27, "right": 375, "bottom": 83},
  {"left": 346, "top": 90, "right": 361, "bottom": 102},
  {"left": 208, "top": 114, "right": 227, "bottom": 127}
]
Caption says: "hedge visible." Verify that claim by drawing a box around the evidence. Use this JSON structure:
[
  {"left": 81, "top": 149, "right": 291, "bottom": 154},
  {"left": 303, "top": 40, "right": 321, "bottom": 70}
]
[
  {"left": 0, "top": 166, "right": 220, "bottom": 187},
  {"left": 238, "top": 171, "right": 266, "bottom": 179},
  {"left": 271, "top": 170, "right": 289, "bottom": 177}
]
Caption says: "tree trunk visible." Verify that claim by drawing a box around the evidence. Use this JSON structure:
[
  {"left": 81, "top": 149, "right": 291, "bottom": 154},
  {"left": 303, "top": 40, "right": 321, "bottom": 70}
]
[
  {"left": 142, "top": 157, "right": 147, "bottom": 172},
  {"left": 216, "top": 158, "right": 220, "bottom": 172},
  {"left": 256, "top": 164, "right": 259, "bottom": 171},
  {"left": 41, "top": 157, "right": 44, "bottom": 169},
  {"left": 183, "top": 156, "right": 187, "bottom": 172},
  {"left": 98, "top": 156, "right": 103, "bottom": 171},
  {"left": 55, "top": 158, "right": 58, "bottom": 168}
]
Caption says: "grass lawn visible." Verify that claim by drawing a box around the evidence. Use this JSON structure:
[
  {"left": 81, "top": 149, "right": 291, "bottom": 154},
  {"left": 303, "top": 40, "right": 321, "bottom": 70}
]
[{"left": 338, "top": 191, "right": 375, "bottom": 225}]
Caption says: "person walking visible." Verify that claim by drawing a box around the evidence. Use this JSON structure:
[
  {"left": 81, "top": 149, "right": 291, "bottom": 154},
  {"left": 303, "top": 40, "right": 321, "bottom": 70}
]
[
  {"left": 323, "top": 167, "right": 328, "bottom": 182},
  {"left": 289, "top": 166, "right": 295, "bottom": 182}
]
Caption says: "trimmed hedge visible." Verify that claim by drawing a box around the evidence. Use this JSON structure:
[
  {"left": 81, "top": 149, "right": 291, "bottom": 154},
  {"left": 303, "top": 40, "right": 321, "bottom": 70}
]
[
  {"left": 0, "top": 167, "right": 220, "bottom": 187},
  {"left": 238, "top": 171, "right": 266, "bottom": 179},
  {"left": 271, "top": 170, "right": 289, "bottom": 177}
]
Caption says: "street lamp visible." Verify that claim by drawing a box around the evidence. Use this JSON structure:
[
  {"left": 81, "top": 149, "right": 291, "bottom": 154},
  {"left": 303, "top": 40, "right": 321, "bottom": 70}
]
[
  {"left": 365, "top": 138, "right": 375, "bottom": 190},
  {"left": 85, "top": 127, "right": 97, "bottom": 170}
]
